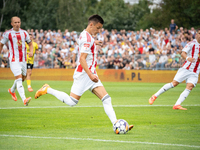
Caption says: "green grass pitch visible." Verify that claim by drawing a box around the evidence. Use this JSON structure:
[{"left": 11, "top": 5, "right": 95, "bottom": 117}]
[{"left": 0, "top": 80, "right": 200, "bottom": 150}]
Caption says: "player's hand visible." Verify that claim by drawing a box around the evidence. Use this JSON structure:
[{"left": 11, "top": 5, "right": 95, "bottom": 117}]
[
  {"left": 198, "top": 53, "right": 200, "bottom": 62},
  {"left": 28, "top": 52, "right": 33, "bottom": 57},
  {"left": 95, "top": 40, "right": 103, "bottom": 47},
  {"left": 89, "top": 74, "right": 99, "bottom": 83},
  {"left": 72, "top": 63, "right": 76, "bottom": 68},
  {"left": 187, "top": 57, "right": 196, "bottom": 63}
]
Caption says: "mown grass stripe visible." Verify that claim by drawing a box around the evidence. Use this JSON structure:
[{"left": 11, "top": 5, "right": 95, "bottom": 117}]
[
  {"left": 0, "top": 104, "right": 200, "bottom": 109},
  {"left": 1, "top": 134, "right": 200, "bottom": 148}
]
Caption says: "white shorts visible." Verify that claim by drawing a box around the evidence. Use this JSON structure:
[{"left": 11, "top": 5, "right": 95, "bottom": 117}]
[
  {"left": 71, "top": 73, "right": 103, "bottom": 96},
  {"left": 173, "top": 68, "right": 199, "bottom": 87},
  {"left": 10, "top": 62, "right": 27, "bottom": 77}
]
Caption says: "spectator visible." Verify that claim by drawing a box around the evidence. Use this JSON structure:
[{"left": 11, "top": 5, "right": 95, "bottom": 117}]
[
  {"left": 63, "top": 56, "right": 72, "bottom": 69},
  {"left": 129, "top": 57, "right": 138, "bottom": 69},
  {"left": 165, "top": 55, "right": 173, "bottom": 69},
  {"left": 39, "top": 29, "right": 44, "bottom": 38},
  {"left": 53, "top": 47, "right": 62, "bottom": 68},
  {"left": 114, "top": 55, "right": 121, "bottom": 69},
  {"left": 1, "top": 57, "right": 8, "bottom": 68},
  {"left": 107, "top": 55, "right": 114, "bottom": 69},
  {"left": 190, "top": 27, "right": 196, "bottom": 38},
  {"left": 156, "top": 53, "right": 168, "bottom": 70},
  {"left": 175, "top": 49, "right": 181, "bottom": 62},
  {"left": 97, "top": 56, "right": 104, "bottom": 69},
  {"left": 135, "top": 31, "right": 140, "bottom": 40},
  {"left": 169, "top": 19, "right": 178, "bottom": 34},
  {"left": 171, "top": 59, "right": 178, "bottom": 69},
  {"left": 33, "top": 55, "right": 39, "bottom": 68},
  {"left": 107, "top": 45, "right": 114, "bottom": 57},
  {"left": 143, "top": 42, "right": 149, "bottom": 54},
  {"left": 123, "top": 62, "right": 130, "bottom": 70},
  {"left": 138, "top": 43, "right": 144, "bottom": 54},
  {"left": 135, "top": 58, "right": 144, "bottom": 70},
  {"left": 38, "top": 56, "right": 45, "bottom": 68},
  {"left": 145, "top": 58, "right": 151, "bottom": 70},
  {"left": 181, "top": 37, "right": 187, "bottom": 48},
  {"left": 148, "top": 44, "right": 155, "bottom": 54},
  {"left": 45, "top": 56, "right": 52, "bottom": 68},
  {"left": 149, "top": 51, "right": 156, "bottom": 64}
]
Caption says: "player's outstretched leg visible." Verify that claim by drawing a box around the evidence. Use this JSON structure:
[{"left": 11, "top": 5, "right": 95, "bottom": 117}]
[
  {"left": 35, "top": 84, "right": 78, "bottom": 106},
  {"left": 8, "top": 88, "right": 17, "bottom": 101},
  {"left": 149, "top": 95, "right": 157, "bottom": 105},
  {"left": 149, "top": 83, "right": 174, "bottom": 105},
  {"left": 35, "top": 84, "right": 50, "bottom": 99}
]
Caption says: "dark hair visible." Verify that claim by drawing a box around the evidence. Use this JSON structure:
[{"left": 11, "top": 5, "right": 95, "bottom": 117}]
[
  {"left": 88, "top": 14, "right": 104, "bottom": 25},
  {"left": 198, "top": 28, "right": 200, "bottom": 32}
]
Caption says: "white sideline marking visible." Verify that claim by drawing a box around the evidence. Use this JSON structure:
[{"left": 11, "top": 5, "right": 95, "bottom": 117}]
[
  {"left": 0, "top": 104, "right": 200, "bottom": 110},
  {"left": 0, "top": 134, "right": 200, "bottom": 148}
]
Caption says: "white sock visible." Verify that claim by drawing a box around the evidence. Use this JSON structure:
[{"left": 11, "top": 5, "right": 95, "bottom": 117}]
[
  {"left": 155, "top": 83, "right": 174, "bottom": 97},
  {"left": 102, "top": 94, "right": 117, "bottom": 125},
  {"left": 47, "top": 88, "right": 78, "bottom": 106},
  {"left": 16, "top": 78, "right": 26, "bottom": 101},
  {"left": 11, "top": 80, "right": 17, "bottom": 93},
  {"left": 175, "top": 89, "right": 191, "bottom": 105}
]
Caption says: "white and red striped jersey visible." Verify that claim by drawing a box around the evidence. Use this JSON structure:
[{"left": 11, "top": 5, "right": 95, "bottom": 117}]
[
  {"left": 182, "top": 39, "right": 200, "bottom": 74},
  {"left": 73, "top": 30, "right": 97, "bottom": 79},
  {"left": 1, "top": 28, "right": 31, "bottom": 62}
]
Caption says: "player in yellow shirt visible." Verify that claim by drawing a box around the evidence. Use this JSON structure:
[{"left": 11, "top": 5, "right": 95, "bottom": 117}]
[{"left": 26, "top": 33, "right": 38, "bottom": 92}]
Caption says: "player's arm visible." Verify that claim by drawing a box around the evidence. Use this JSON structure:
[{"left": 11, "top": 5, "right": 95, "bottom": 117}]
[
  {"left": 25, "top": 31, "right": 33, "bottom": 57},
  {"left": 181, "top": 51, "right": 195, "bottom": 63},
  {"left": 80, "top": 53, "right": 98, "bottom": 83},
  {"left": 72, "top": 53, "right": 77, "bottom": 68},
  {"left": 27, "top": 42, "right": 33, "bottom": 57},
  {"left": 0, "top": 42, "right": 4, "bottom": 53}
]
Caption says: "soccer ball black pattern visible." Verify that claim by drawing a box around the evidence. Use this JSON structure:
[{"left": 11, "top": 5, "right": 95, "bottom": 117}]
[{"left": 113, "top": 119, "right": 129, "bottom": 134}]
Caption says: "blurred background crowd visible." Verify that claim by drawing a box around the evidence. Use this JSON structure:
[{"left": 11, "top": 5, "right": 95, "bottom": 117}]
[
  {"left": 1, "top": 0, "right": 199, "bottom": 71},
  {"left": 0, "top": 26, "right": 197, "bottom": 70}
]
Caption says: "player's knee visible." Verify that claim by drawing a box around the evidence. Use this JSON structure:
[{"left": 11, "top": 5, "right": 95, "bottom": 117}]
[
  {"left": 172, "top": 81, "right": 179, "bottom": 87},
  {"left": 22, "top": 75, "right": 27, "bottom": 82},
  {"left": 70, "top": 96, "right": 79, "bottom": 106},
  {"left": 101, "top": 94, "right": 111, "bottom": 102},
  {"left": 16, "top": 78, "right": 22, "bottom": 83},
  {"left": 186, "top": 84, "right": 194, "bottom": 91}
]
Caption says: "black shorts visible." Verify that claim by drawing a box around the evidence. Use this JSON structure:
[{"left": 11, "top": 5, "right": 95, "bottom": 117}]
[{"left": 27, "top": 63, "right": 34, "bottom": 69}]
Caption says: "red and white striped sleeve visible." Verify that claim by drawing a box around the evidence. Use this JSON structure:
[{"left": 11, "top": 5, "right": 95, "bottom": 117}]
[
  {"left": 79, "top": 31, "right": 92, "bottom": 54},
  {"left": 1, "top": 31, "right": 9, "bottom": 45}
]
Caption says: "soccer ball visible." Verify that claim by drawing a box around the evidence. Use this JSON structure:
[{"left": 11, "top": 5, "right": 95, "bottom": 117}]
[{"left": 113, "top": 119, "right": 129, "bottom": 134}]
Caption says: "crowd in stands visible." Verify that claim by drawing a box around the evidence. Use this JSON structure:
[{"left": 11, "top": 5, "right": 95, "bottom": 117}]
[{"left": 0, "top": 26, "right": 197, "bottom": 70}]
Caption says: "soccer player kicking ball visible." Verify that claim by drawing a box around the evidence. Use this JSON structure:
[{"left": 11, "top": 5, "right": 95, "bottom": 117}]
[
  {"left": 35, "top": 14, "right": 133, "bottom": 131},
  {"left": 149, "top": 28, "right": 200, "bottom": 110},
  {"left": 0, "top": 16, "right": 33, "bottom": 106}
]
